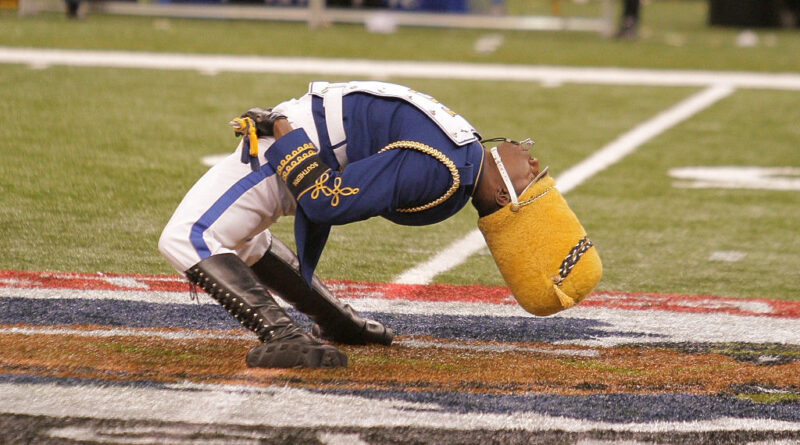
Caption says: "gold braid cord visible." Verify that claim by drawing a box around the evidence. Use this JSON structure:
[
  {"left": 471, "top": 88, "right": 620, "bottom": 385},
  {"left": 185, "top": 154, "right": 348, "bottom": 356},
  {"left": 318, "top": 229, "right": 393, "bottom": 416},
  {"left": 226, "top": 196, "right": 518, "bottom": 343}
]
[{"left": 378, "top": 141, "right": 461, "bottom": 213}]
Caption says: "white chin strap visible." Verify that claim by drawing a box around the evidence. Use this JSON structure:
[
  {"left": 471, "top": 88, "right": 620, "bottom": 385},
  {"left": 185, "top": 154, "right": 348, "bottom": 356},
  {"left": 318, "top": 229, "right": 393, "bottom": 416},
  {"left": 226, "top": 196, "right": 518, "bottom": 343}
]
[{"left": 490, "top": 146, "right": 519, "bottom": 206}]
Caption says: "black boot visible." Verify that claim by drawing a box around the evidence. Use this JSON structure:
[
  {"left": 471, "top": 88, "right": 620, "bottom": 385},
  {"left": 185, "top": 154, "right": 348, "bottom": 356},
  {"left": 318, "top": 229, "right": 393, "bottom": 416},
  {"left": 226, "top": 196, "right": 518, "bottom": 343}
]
[
  {"left": 251, "top": 238, "right": 393, "bottom": 346},
  {"left": 185, "top": 253, "right": 347, "bottom": 368}
]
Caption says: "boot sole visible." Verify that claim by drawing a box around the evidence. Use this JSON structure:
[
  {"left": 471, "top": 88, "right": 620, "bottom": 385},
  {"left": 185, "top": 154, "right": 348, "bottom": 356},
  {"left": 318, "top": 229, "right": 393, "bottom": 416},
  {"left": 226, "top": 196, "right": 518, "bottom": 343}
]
[
  {"left": 246, "top": 343, "right": 347, "bottom": 369},
  {"left": 312, "top": 323, "right": 394, "bottom": 346}
]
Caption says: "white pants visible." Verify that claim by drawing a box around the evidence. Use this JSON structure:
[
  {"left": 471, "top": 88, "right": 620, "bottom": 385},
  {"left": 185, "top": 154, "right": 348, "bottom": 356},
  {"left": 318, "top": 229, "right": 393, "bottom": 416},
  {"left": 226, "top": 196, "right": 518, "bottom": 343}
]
[
  {"left": 157, "top": 137, "right": 296, "bottom": 273},
  {"left": 158, "top": 94, "right": 324, "bottom": 273}
]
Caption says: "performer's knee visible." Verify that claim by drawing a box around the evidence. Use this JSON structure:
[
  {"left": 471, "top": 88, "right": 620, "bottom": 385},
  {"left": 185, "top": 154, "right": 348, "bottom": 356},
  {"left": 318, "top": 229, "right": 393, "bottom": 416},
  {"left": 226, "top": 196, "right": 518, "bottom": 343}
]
[{"left": 158, "top": 223, "right": 195, "bottom": 273}]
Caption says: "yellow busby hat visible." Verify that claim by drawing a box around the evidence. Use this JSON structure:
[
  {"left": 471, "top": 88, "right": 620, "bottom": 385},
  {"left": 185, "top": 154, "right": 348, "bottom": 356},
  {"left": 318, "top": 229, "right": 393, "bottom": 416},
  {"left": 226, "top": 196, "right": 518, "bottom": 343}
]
[{"left": 478, "top": 161, "right": 602, "bottom": 316}]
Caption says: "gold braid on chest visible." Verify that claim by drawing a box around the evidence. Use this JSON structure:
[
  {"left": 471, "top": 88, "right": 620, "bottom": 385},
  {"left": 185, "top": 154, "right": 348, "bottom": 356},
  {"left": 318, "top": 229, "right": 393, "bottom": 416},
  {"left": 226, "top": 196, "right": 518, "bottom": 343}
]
[{"left": 378, "top": 141, "right": 461, "bottom": 213}]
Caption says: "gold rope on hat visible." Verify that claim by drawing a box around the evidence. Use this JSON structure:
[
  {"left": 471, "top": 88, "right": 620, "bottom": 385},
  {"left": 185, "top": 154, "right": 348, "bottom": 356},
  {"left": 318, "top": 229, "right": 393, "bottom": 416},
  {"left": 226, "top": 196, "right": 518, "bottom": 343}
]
[{"left": 379, "top": 140, "right": 460, "bottom": 213}]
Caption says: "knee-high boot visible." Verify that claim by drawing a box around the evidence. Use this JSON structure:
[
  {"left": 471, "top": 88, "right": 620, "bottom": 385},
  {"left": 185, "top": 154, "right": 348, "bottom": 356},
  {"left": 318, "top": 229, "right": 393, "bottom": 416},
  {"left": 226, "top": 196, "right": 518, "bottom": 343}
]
[
  {"left": 251, "top": 238, "right": 393, "bottom": 346},
  {"left": 185, "top": 253, "right": 347, "bottom": 368}
]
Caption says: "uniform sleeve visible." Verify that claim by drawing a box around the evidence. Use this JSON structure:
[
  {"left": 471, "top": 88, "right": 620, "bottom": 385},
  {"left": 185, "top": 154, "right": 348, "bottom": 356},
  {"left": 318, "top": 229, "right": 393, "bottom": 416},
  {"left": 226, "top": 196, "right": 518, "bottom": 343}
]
[{"left": 265, "top": 128, "right": 450, "bottom": 226}]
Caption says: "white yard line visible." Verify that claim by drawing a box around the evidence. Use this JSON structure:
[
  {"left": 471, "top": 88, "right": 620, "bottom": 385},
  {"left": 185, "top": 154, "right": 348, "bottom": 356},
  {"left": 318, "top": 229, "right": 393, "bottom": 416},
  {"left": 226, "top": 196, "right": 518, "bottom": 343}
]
[
  {"left": 394, "top": 85, "right": 735, "bottom": 284},
  {"left": 2, "top": 47, "right": 800, "bottom": 90},
  {"left": 3, "top": 381, "right": 800, "bottom": 433},
  {"left": 555, "top": 84, "right": 735, "bottom": 192}
]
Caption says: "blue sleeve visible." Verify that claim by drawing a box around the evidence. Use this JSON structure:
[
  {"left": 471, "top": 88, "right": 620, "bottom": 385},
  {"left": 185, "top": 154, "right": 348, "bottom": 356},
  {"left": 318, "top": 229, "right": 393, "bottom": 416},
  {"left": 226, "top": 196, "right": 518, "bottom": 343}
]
[{"left": 266, "top": 128, "right": 450, "bottom": 226}]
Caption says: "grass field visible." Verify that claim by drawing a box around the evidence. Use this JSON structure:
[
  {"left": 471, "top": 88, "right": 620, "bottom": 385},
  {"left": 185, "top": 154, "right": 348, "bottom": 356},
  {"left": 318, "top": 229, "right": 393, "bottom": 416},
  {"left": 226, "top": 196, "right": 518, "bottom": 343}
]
[
  {"left": 1, "top": 2, "right": 800, "bottom": 443},
  {"left": 2, "top": 2, "right": 799, "bottom": 299},
  {"left": 3, "top": 63, "right": 799, "bottom": 299}
]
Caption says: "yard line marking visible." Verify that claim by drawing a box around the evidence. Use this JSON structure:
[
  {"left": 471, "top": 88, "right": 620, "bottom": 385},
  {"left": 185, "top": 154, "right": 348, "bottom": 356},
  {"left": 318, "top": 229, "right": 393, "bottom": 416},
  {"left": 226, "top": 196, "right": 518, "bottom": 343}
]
[
  {"left": 0, "top": 326, "right": 253, "bottom": 341},
  {"left": 317, "top": 432, "right": 371, "bottom": 445},
  {"left": 709, "top": 251, "right": 747, "bottom": 262},
  {"left": 393, "top": 229, "right": 486, "bottom": 285},
  {"left": 395, "top": 85, "right": 735, "bottom": 284},
  {"left": 555, "top": 84, "right": 735, "bottom": 192},
  {"left": 3, "top": 381, "right": 800, "bottom": 432},
  {"left": 97, "top": 276, "right": 149, "bottom": 289},
  {"left": 2, "top": 47, "right": 800, "bottom": 90}
]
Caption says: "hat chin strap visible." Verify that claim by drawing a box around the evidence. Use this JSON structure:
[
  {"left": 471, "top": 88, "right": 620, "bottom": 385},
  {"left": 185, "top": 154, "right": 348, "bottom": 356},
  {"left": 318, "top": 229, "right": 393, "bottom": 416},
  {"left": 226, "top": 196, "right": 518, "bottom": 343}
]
[{"left": 489, "top": 146, "right": 519, "bottom": 206}]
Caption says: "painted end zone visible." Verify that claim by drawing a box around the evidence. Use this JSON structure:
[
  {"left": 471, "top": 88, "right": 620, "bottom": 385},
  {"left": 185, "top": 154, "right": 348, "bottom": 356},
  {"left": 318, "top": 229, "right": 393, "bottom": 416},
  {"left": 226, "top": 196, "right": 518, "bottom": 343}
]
[
  {"left": 2, "top": 269, "right": 800, "bottom": 444},
  {"left": 2, "top": 269, "right": 799, "bottom": 318}
]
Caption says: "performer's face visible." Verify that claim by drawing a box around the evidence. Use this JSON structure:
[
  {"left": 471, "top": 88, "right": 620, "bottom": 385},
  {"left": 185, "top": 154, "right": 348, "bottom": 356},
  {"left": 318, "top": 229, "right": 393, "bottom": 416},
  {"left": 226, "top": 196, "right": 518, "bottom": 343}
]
[{"left": 495, "top": 140, "right": 541, "bottom": 196}]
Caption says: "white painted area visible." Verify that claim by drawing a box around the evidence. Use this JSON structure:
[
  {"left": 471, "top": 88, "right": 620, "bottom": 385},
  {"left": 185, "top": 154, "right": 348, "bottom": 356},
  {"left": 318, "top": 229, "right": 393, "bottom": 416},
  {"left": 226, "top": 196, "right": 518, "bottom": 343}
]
[
  {"left": 576, "top": 441, "right": 651, "bottom": 445},
  {"left": 668, "top": 297, "right": 768, "bottom": 313},
  {"left": 19, "top": 271, "right": 186, "bottom": 284},
  {"left": 49, "top": 425, "right": 263, "bottom": 445},
  {"left": 356, "top": 297, "right": 800, "bottom": 346},
  {"left": 3, "top": 47, "right": 800, "bottom": 90},
  {"left": 0, "top": 287, "right": 214, "bottom": 305},
  {"left": 747, "top": 441, "right": 800, "bottom": 445},
  {"left": 2, "top": 381, "right": 800, "bottom": 432},
  {"left": 736, "top": 30, "right": 760, "bottom": 48},
  {"left": 669, "top": 166, "right": 800, "bottom": 191},
  {"left": 709, "top": 251, "right": 747, "bottom": 262},
  {"left": 3, "top": 287, "right": 800, "bottom": 346},
  {"left": 554, "top": 306, "right": 800, "bottom": 347},
  {"left": 98, "top": 276, "right": 149, "bottom": 289},
  {"left": 395, "top": 85, "right": 735, "bottom": 284},
  {"left": 318, "top": 432, "right": 371, "bottom": 445},
  {"left": 473, "top": 34, "right": 504, "bottom": 54},
  {"left": 0, "top": 326, "right": 253, "bottom": 341},
  {"left": 365, "top": 13, "right": 398, "bottom": 34}
]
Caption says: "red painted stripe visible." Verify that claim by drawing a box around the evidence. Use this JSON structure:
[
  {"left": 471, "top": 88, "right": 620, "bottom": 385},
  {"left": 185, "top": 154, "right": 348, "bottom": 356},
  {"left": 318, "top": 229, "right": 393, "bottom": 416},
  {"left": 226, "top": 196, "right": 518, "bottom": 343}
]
[{"left": 1, "top": 269, "right": 799, "bottom": 318}]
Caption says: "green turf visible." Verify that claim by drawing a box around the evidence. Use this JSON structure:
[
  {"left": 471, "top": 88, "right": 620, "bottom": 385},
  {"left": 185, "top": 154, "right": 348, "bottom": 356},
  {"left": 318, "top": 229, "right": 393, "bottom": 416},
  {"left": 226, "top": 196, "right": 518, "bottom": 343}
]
[
  {"left": 582, "top": 88, "right": 800, "bottom": 300},
  {"left": 445, "top": 88, "right": 800, "bottom": 300},
  {"left": 737, "top": 393, "right": 800, "bottom": 404},
  {"left": 3, "top": 0, "right": 800, "bottom": 72},
  {"left": 0, "top": 64, "right": 700, "bottom": 282}
]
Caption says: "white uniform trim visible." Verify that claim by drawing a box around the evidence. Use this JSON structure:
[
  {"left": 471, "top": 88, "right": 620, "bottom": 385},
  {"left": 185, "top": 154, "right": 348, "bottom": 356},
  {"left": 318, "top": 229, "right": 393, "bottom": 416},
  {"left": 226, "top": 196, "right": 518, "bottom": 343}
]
[
  {"left": 309, "top": 81, "right": 479, "bottom": 147},
  {"left": 322, "top": 84, "right": 349, "bottom": 168},
  {"left": 323, "top": 85, "right": 346, "bottom": 146},
  {"left": 272, "top": 94, "right": 320, "bottom": 149},
  {"left": 158, "top": 139, "right": 296, "bottom": 273}
]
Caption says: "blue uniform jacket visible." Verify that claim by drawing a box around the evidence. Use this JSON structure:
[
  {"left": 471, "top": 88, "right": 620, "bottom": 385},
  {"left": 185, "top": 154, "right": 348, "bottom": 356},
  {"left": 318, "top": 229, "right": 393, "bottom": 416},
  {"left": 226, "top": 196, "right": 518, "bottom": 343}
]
[{"left": 265, "top": 93, "right": 485, "bottom": 284}]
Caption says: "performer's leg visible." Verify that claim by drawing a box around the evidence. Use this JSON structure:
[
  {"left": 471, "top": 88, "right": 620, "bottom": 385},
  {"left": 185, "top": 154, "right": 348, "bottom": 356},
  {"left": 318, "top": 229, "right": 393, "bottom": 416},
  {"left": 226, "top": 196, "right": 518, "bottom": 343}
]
[
  {"left": 616, "top": 0, "right": 640, "bottom": 38},
  {"left": 251, "top": 237, "right": 393, "bottom": 346},
  {"left": 158, "top": 139, "right": 345, "bottom": 367},
  {"left": 186, "top": 253, "right": 346, "bottom": 368}
]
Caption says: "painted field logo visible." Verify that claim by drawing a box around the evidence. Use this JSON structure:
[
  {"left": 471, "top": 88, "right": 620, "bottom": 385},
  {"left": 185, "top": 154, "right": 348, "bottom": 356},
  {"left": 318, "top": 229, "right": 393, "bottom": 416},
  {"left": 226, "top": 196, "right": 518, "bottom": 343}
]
[
  {"left": 2, "top": 270, "right": 800, "bottom": 443},
  {"left": 669, "top": 166, "right": 800, "bottom": 191}
]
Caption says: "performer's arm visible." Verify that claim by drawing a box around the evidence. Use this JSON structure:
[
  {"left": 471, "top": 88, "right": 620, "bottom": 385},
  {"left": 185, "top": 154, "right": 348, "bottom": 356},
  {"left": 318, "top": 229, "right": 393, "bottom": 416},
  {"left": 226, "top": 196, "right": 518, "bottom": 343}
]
[{"left": 266, "top": 128, "right": 448, "bottom": 225}]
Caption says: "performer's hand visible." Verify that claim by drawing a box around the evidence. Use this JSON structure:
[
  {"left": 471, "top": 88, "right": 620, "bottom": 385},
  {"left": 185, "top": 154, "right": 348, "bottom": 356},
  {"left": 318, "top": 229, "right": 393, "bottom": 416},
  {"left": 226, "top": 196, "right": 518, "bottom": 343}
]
[
  {"left": 235, "top": 107, "right": 287, "bottom": 138},
  {"left": 273, "top": 118, "right": 292, "bottom": 140}
]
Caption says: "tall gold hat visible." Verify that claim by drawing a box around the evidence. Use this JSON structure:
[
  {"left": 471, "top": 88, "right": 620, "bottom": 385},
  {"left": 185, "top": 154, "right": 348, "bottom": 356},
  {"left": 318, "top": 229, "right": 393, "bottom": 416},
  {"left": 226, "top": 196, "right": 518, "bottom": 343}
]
[{"left": 477, "top": 167, "right": 602, "bottom": 316}]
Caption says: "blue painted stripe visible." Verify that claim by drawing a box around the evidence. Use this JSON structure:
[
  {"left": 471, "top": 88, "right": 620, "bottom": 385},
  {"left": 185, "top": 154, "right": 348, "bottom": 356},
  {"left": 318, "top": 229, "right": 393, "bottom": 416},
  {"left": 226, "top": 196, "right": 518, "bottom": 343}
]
[
  {"left": 318, "top": 387, "right": 800, "bottom": 423},
  {"left": 189, "top": 165, "right": 274, "bottom": 259},
  {"left": 0, "top": 297, "right": 658, "bottom": 343}
]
